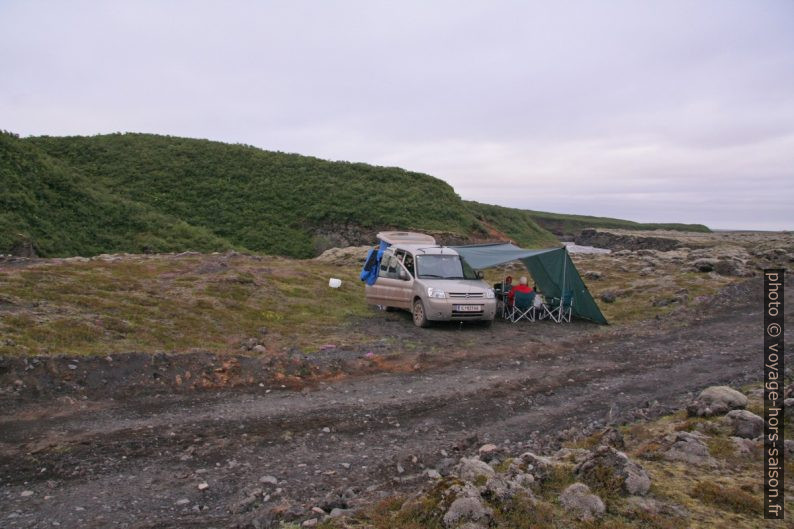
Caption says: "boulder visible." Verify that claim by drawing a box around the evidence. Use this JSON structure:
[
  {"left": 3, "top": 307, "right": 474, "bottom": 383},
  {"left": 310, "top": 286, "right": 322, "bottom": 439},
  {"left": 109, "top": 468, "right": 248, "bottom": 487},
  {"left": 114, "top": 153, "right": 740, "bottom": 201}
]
[
  {"left": 600, "top": 291, "right": 617, "bottom": 303},
  {"left": 455, "top": 458, "right": 495, "bottom": 482},
  {"left": 723, "top": 409, "right": 763, "bottom": 439},
  {"left": 713, "top": 259, "right": 748, "bottom": 277},
  {"left": 597, "top": 427, "right": 626, "bottom": 449},
  {"left": 559, "top": 483, "right": 605, "bottom": 521},
  {"left": 730, "top": 436, "right": 760, "bottom": 456},
  {"left": 691, "top": 258, "right": 719, "bottom": 272},
  {"left": 662, "top": 432, "right": 716, "bottom": 466},
  {"left": 552, "top": 447, "right": 591, "bottom": 464},
  {"left": 477, "top": 443, "right": 502, "bottom": 462},
  {"left": 442, "top": 496, "right": 492, "bottom": 528},
  {"left": 687, "top": 386, "right": 747, "bottom": 417},
  {"left": 518, "top": 452, "right": 555, "bottom": 481},
  {"left": 574, "top": 446, "right": 651, "bottom": 496},
  {"left": 626, "top": 496, "right": 689, "bottom": 519}
]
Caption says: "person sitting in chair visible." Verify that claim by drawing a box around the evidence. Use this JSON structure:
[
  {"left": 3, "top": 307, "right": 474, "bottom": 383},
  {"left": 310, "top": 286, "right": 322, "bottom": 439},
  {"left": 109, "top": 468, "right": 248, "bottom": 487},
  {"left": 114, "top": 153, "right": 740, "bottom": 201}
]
[{"left": 507, "top": 276, "right": 533, "bottom": 305}]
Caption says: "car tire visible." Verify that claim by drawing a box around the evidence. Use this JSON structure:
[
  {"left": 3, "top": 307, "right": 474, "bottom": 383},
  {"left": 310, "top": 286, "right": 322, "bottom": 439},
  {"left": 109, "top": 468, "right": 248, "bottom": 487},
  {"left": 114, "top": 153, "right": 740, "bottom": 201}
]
[{"left": 412, "top": 299, "right": 430, "bottom": 328}]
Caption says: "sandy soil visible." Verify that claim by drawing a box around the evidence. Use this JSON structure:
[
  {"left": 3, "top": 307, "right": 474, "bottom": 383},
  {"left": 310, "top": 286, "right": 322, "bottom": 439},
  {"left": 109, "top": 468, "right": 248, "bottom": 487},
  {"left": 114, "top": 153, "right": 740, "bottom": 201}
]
[{"left": 0, "top": 278, "right": 791, "bottom": 528}]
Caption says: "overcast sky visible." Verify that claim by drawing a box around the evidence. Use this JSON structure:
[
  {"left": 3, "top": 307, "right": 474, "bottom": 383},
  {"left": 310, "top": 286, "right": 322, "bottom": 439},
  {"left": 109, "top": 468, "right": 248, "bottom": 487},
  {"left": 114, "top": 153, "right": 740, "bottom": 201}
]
[{"left": 2, "top": 1, "right": 792, "bottom": 230}]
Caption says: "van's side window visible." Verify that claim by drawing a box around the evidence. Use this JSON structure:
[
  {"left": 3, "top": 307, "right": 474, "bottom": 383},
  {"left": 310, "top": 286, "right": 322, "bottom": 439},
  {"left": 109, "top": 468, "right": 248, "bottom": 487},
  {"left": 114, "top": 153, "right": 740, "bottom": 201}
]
[
  {"left": 403, "top": 253, "right": 415, "bottom": 278},
  {"left": 379, "top": 254, "right": 398, "bottom": 279}
]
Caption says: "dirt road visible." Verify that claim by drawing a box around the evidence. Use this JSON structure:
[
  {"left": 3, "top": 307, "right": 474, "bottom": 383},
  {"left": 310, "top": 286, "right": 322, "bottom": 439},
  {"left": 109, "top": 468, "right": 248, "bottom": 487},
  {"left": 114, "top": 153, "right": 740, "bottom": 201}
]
[{"left": 0, "top": 279, "right": 790, "bottom": 528}]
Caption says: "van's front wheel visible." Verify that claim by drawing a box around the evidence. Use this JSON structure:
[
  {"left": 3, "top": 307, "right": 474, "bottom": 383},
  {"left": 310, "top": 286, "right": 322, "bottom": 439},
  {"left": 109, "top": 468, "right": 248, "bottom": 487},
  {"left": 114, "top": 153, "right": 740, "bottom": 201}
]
[{"left": 412, "top": 299, "right": 430, "bottom": 328}]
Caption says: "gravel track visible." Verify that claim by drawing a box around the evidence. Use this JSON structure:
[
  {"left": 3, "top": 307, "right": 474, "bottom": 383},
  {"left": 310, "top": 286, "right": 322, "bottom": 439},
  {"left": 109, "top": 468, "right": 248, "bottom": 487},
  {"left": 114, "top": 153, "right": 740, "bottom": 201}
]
[{"left": 0, "top": 278, "right": 790, "bottom": 528}]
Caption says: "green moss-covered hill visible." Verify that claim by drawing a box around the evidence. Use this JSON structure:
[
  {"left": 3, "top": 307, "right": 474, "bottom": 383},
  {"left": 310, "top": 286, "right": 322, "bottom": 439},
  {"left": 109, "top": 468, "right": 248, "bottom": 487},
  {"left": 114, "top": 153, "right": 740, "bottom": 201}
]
[
  {"left": 1, "top": 131, "right": 707, "bottom": 258},
  {"left": 525, "top": 209, "right": 711, "bottom": 238}
]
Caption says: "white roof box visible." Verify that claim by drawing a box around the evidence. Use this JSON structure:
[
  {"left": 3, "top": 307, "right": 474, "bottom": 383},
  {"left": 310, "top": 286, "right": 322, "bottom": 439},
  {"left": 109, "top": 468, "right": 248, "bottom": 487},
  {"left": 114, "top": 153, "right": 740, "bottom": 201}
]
[{"left": 377, "top": 231, "right": 436, "bottom": 246}]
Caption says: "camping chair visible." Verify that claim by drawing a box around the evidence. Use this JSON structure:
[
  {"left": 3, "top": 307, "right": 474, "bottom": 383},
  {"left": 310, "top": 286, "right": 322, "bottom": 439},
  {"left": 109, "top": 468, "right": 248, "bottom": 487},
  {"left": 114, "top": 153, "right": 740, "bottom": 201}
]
[
  {"left": 544, "top": 290, "right": 574, "bottom": 323},
  {"left": 507, "top": 291, "right": 535, "bottom": 323}
]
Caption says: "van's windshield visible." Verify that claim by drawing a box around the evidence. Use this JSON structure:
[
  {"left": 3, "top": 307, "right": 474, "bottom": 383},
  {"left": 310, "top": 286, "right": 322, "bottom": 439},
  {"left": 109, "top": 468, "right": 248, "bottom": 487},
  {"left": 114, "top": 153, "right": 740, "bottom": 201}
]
[{"left": 415, "top": 254, "right": 478, "bottom": 280}]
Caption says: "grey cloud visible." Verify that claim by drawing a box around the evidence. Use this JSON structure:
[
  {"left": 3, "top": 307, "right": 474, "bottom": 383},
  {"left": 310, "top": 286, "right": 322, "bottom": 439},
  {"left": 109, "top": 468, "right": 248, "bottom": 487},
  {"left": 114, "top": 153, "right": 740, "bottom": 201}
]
[{"left": 1, "top": 0, "right": 792, "bottom": 230}]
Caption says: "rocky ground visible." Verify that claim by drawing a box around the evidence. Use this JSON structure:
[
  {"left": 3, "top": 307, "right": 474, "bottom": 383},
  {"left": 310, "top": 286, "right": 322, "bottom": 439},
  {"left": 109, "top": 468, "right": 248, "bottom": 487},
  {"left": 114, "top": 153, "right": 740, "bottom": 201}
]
[
  {"left": 1, "top": 229, "right": 792, "bottom": 528},
  {"left": 0, "top": 274, "right": 791, "bottom": 528}
]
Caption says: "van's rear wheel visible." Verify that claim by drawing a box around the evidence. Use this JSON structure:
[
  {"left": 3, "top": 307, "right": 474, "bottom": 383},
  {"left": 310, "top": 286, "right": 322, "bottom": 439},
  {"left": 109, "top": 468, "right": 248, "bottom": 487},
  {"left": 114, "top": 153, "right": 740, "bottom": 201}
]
[{"left": 412, "top": 299, "right": 430, "bottom": 328}]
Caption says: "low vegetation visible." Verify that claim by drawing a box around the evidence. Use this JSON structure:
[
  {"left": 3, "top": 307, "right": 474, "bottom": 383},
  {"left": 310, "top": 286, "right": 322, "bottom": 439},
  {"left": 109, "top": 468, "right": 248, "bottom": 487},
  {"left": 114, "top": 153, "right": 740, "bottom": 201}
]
[
  {"left": 0, "top": 253, "right": 374, "bottom": 356},
  {"left": 0, "top": 242, "right": 750, "bottom": 357},
  {"left": 523, "top": 209, "right": 711, "bottom": 238}
]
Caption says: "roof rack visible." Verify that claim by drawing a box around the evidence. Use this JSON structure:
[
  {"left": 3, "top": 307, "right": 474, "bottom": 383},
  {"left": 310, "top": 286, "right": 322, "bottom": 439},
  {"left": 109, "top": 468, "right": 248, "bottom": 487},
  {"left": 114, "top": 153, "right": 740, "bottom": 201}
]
[{"left": 376, "top": 231, "right": 436, "bottom": 246}]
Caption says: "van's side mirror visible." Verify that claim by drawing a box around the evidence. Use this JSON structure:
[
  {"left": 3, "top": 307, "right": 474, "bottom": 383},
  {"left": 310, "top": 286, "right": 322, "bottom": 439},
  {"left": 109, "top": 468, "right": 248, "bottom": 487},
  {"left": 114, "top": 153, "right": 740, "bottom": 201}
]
[
  {"left": 475, "top": 271, "right": 484, "bottom": 279},
  {"left": 398, "top": 269, "right": 408, "bottom": 280}
]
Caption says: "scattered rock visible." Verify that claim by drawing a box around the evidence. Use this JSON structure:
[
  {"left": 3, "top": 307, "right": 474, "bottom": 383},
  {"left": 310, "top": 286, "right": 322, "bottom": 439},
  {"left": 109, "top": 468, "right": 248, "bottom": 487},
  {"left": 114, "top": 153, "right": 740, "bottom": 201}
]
[
  {"left": 176, "top": 498, "right": 190, "bottom": 506},
  {"left": 584, "top": 271, "right": 603, "bottom": 280},
  {"left": 687, "top": 386, "right": 747, "bottom": 417},
  {"left": 596, "top": 427, "right": 625, "bottom": 449},
  {"left": 626, "top": 496, "right": 689, "bottom": 518},
  {"left": 574, "top": 446, "right": 651, "bottom": 496},
  {"left": 301, "top": 518, "right": 318, "bottom": 527},
  {"left": 730, "top": 436, "right": 759, "bottom": 455},
  {"left": 691, "top": 258, "right": 718, "bottom": 272},
  {"left": 329, "top": 508, "right": 350, "bottom": 518},
  {"left": 714, "top": 259, "right": 748, "bottom": 277},
  {"left": 252, "top": 345, "right": 267, "bottom": 354},
  {"left": 600, "top": 291, "right": 617, "bottom": 303},
  {"left": 785, "top": 439, "right": 794, "bottom": 457},
  {"left": 442, "top": 496, "right": 493, "bottom": 528},
  {"left": 559, "top": 482, "right": 605, "bottom": 521},
  {"left": 198, "top": 482, "right": 209, "bottom": 490},
  {"left": 662, "top": 432, "right": 716, "bottom": 466},
  {"left": 575, "top": 229, "right": 680, "bottom": 252},
  {"left": 553, "top": 447, "right": 591, "bottom": 464},
  {"left": 723, "top": 409, "right": 763, "bottom": 439},
  {"left": 455, "top": 457, "right": 495, "bottom": 482},
  {"left": 20, "top": 490, "right": 34, "bottom": 497},
  {"left": 477, "top": 443, "right": 499, "bottom": 459},
  {"left": 436, "top": 457, "right": 458, "bottom": 476},
  {"left": 259, "top": 475, "right": 279, "bottom": 485},
  {"left": 518, "top": 451, "right": 555, "bottom": 481}
]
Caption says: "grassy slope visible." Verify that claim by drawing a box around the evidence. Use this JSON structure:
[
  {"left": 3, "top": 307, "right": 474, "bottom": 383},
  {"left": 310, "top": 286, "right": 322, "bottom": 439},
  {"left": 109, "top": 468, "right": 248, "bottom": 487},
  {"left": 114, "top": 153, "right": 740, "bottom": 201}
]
[
  {"left": 524, "top": 209, "right": 711, "bottom": 237},
  {"left": 0, "top": 132, "right": 233, "bottom": 256},
  {"left": 22, "top": 133, "right": 557, "bottom": 257},
  {"left": 465, "top": 201, "right": 560, "bottom": 247}
]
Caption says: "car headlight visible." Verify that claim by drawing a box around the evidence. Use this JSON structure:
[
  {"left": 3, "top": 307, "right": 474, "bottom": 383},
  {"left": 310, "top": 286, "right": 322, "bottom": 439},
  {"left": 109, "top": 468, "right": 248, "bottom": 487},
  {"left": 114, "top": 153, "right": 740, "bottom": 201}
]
[
  {"left": 427, "top": 287, "right": 447, "bottom": 299},
  {"left": 485, "top": 289, "right": 495, "bottom": 299}
]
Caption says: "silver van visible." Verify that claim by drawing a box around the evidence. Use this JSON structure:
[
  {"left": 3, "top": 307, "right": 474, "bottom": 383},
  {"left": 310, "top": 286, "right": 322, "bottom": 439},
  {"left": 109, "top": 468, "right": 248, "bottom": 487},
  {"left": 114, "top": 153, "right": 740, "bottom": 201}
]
[{"left": 364, "top": 232, "right": 497, "bottom": 327}]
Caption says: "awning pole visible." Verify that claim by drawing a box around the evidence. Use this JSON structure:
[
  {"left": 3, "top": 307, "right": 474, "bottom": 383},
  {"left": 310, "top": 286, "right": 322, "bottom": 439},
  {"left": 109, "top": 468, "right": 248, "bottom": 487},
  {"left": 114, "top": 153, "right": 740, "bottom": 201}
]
[{"left": 561, "top": 247, "right": 567, "bottom": 300}]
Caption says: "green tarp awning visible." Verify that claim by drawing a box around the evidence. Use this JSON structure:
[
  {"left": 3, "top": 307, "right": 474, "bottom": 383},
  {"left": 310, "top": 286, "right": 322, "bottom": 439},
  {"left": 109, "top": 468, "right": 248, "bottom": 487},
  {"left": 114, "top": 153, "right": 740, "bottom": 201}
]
[{"left": 452, "top": 243, "right": 608, "bottom": 325}]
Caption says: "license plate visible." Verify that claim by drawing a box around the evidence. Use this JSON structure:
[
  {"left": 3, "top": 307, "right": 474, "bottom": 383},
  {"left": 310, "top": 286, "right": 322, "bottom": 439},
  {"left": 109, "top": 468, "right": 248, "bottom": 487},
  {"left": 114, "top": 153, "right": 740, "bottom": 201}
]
[{"left": 455, "top": 305, "right": 482, "bottom": 312}]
